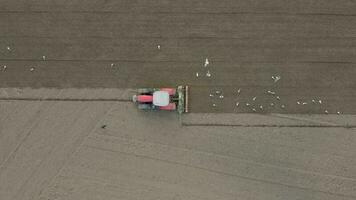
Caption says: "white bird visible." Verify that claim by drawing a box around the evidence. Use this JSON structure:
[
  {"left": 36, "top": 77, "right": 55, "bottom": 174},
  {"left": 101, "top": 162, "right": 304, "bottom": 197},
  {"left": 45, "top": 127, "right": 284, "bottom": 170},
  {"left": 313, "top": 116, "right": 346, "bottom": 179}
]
[
  {"left": 267, "top": 90, "right": 276, "bottom": 95},
  {"left": 272, "top": 75, "right": 281, "bottom": 83},
  {"left": 204, "top": 58, "right": 209, "bottom": 67}
]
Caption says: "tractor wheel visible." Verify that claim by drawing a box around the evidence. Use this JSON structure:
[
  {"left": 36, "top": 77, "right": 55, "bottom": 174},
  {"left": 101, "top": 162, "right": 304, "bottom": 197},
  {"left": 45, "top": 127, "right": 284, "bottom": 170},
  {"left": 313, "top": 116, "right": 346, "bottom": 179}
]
[
  {"left": 138, "top": 88, "right": 153, "bottom": 94},
  {"left": 159, "top": 103, "right": 177, "bottom": 111},
  {"left": 138, "top": 104, "right": 152, "bottom": 110}
]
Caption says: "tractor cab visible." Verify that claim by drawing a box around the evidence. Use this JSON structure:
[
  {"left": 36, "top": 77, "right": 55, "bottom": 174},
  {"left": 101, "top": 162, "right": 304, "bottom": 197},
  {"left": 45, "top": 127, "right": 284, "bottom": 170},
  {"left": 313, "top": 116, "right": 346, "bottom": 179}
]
[{"left": 152, "top": 91, "right": 170, "bottom": 106}]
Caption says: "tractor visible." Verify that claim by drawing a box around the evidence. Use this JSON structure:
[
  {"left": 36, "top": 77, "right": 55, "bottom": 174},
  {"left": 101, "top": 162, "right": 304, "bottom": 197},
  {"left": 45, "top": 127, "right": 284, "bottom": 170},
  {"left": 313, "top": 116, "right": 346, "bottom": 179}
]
[{"left": 132, "top": 86, "right": 189, "bottom": 114}]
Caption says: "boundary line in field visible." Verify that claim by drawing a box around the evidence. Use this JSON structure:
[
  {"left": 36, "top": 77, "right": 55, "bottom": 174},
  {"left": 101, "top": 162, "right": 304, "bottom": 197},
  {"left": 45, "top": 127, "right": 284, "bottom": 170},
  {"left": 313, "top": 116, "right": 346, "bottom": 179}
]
[
  {"left": 181, "top": 123, "right": 356, "bottom": 128},
  {"left": 0, "top": 98, "right": 130, "bottom": 102}
]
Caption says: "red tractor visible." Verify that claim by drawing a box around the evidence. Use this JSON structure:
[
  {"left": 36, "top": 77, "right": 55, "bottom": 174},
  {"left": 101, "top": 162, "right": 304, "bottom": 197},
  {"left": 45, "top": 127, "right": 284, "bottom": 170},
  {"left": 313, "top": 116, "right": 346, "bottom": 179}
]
[{"left": 132, "top": 86, "right": 189, "bottom": 114}]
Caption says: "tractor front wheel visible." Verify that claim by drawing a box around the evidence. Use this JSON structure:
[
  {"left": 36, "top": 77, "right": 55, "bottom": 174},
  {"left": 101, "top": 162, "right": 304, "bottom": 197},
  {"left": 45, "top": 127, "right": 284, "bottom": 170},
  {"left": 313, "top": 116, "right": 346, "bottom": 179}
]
[
  {"left": 138, "top": 88, "right": 154, "bottom": 94},
  {"left": 138, "top": 104, "right": 152, "bottom": 110}
]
